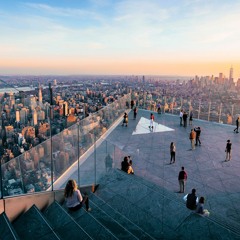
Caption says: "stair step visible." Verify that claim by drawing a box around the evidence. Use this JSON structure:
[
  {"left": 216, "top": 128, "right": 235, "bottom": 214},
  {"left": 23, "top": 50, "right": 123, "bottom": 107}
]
[
  {"left": 89, "top": 193, "right": 155, "bottom": 240},
  {"left": 0, "top": 212, "right": 20, "bottom": 240},
  {"left": 97, "top": 169, "right": 240, "bottom": 239},
  {"left": 95, "top": 188, "right": 178, "bottom": 239},
  {"left": 209, "top": 214, "right": 240, "bottom": 236},
  {"left": 43, "top": 201, "right": 92, "bottom": 240},
  {"left": 64, "top": 204, "right": 118, "bottom": 239},
  {"left": 12, "top": 205, "right": 60, "bottom": 240},
  {"left": 88, "top": 199, "right": 137, "bottom": 239}
]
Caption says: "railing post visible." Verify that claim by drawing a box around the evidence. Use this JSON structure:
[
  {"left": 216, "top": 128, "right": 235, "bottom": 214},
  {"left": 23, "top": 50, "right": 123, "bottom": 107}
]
[
  {"left": 50, "top": 106, "right": 53, "bottom": 191},
  {"left": 0, "top": 159, "right": 2, "bottom": 198},
  {"left": 94, "top": 134, "right": 97, "bottom": 188},
  {"left": 231, "top": 104, "right": 234, "bottom": 123},
  {"left": 188, "top": 100, "right": 191, "bottom": 117},
  {"left": 219, "top": 103, "right": 222, "bottom": 123},
  {"left": 198, "top": 100, "right": 201, "bottom": 119},
  {"left": 208, "top": 101, "right": 211, "bottom": 121},
  {"left": 77, "top": 118, "right": 80, "bottom": 186}
]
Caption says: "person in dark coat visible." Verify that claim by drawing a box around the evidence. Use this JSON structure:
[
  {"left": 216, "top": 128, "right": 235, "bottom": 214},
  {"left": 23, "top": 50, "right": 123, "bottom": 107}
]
[
  {"left": 183, "top": 111, "right": 188, "bottom": 128},
  {"left": 234, "top": 117, "right": 239, "bottom": 133},
  {"left": 186, "top": 188, "right": 198, "bottom": 210}
]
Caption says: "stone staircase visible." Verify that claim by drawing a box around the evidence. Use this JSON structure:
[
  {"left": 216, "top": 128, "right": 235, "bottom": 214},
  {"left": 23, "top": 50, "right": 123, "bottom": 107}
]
[{"left": 1, "top": 169, "right": 240, "bottom": 240}]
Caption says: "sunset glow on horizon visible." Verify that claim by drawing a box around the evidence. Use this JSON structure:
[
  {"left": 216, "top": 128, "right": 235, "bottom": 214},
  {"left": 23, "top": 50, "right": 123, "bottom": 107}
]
[{"left": 1, "top": 0, "right": 240, "bottom": 77}]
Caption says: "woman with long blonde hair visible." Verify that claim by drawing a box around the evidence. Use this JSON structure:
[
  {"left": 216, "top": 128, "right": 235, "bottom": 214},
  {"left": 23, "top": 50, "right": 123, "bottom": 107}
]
[{"left": 64, "top": 179, "right": 91, "bottom": 211}]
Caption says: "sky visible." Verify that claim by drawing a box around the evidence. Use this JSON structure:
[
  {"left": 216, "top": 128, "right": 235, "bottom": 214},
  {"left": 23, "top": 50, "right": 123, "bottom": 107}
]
[{"left": 0, "top": 0, "right": 240, "bottom": 77}]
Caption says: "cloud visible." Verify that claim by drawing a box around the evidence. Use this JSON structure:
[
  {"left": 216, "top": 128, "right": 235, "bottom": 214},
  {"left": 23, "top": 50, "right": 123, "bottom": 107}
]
[
  {"left": 24, "top": 2, "right": 103, "bottom": 22},
  {"left": 114, "top": 0, "right": 172, "bottom": 24}
]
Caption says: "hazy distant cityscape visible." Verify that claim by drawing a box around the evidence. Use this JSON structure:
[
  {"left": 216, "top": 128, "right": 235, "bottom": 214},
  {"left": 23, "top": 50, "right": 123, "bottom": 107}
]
[{"left": 1, "top": 67, "right": 240, "bottom": 195}]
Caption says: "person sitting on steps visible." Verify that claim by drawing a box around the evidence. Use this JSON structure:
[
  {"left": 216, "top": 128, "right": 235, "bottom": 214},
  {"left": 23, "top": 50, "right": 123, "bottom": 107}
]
[{"left": 64, "top": 179, "right": 91, "bottom": 212}]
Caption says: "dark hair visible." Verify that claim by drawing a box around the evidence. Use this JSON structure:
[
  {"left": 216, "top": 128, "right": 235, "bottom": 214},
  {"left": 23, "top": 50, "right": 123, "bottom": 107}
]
[
  {"left": 64, "top": 179, "right": 77, "bottom": 198},
  {"left": 199, "top": 196, "right": 205, "bottom": 204},
  {"left": 181, "top": 166, "right": 184, "bottom": 170},
  {"left": 192, "top": 188, "right": 196, "bottom": 194}
]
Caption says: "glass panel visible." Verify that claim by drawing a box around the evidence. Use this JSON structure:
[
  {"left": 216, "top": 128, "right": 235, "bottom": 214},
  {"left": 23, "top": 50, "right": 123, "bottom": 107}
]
[
  {"left": 1, "top": 94, "right": 131, "bottom": 197},
  {"left": 1, "top": 156, "right": 24, "bottom": 196}
]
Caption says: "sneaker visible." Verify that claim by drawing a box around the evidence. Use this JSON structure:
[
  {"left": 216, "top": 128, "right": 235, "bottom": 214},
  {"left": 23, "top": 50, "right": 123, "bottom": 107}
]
[{"left": 87, "top": 208, "right": 92, "bottom": 212}]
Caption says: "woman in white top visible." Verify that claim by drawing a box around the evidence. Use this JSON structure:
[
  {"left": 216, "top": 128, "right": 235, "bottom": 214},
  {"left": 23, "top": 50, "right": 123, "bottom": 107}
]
[{"left": 64, "top": 179, "right": 91, "bottom": 211}]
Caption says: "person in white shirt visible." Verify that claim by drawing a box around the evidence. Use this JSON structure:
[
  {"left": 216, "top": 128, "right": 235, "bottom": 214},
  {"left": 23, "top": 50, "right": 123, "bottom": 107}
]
[
  {"left": 64, "top": 179, "right": 91, "bottom": 212},
  {"left": 179, "top": 110, "right": 183, "bottom": 126}
]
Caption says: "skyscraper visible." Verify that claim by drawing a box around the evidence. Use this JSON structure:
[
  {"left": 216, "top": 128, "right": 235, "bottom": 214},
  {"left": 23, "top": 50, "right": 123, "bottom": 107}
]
[
  {"left": 16, "top": 110, "right": 20, "bottom": 122},
  {"left": 32, "top": 109, "right": 38, "bottom": 126},
  {"left": 218, "top": 73, "right": 224, "bottom": 85},
  {"left": 38, "top": 84, "right": 42, "bottom": 104},
  {"left": 229, "top": 66, "right": 234, "bottom": 82}
]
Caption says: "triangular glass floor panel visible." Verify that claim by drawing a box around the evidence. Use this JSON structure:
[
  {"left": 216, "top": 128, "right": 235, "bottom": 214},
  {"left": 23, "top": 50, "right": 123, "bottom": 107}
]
[{"left": 132, "top": 117, "right": 175, "bottom": 135}]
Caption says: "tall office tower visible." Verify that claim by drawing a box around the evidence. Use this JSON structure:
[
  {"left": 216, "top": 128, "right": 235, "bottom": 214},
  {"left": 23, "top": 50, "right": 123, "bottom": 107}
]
[
  {"left": 218, "top": 73, "right": 224, "bottom": 84},
  {"left": 32, "top": 109, "right": 38, "bottom": 125},
  {"left": 9, "top": 91, "right": 15, "bottom": 108},
  {"left": 229, "top": 66, "right": 233, "bottom": 82},
  {"left": 29, "top": 95, "right": 37, "bottom": 110},
  {"left": 37, "top": 110, "right": 45, "bottom": 121},
  {"left": 5, "top": 125, "right": 14, "bottom": 138},
  {"left": 63, "top": 102, "right": 68, "bottom": 116},
  {"left": 142, "top": 75, "right": 145, "bottom": 83},
  {"left": 49, "top": 83, "right": 53, "bottom": 106},
  {"left": 237, "top": 78, "right": 240, "bottom": 89},
  {"left": 53, "top": 79, "right": 57, "bottom": 86},
  {"left": 20, "top": 108, "right": 28, "bottom": 124},
  {"left": 38, "top": 84, "right": 42, "bottom": 104},
  {"left": 16, "top": 110, "right": 20, "bottom": 122},
  {"left": 19, "top": 91, "right": 25, "bottom": 105}
]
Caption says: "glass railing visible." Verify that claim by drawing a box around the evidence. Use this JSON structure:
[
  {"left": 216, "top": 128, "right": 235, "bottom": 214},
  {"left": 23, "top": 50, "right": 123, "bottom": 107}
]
[
  {"left": 0, "top": 93, "right": 131, "bottom": 198},
  {"left": 134, "top": 93, "right": 238, "bottom": 125}
]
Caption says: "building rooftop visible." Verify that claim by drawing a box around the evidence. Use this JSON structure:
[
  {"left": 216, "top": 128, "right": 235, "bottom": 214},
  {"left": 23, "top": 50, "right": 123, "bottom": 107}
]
[
  {"left": 101, "top": 109, "right": 240, "bottom": 229},
  {"left": 1, "top": 108, "right": 240, "bottom": 239}
]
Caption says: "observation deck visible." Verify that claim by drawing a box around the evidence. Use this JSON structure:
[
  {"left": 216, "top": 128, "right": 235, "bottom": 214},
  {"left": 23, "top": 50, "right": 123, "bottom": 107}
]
[{"left": 1, "top": 105, "right": 240, "bottom": 239}]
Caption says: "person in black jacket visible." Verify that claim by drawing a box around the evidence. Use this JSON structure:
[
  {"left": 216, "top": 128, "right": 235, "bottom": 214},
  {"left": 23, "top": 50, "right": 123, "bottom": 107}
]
[
  {"left": 194, "top": 127, "right": 201, "bottom": 146},
  {"left": 183, "top": 111, "right": 188, "bottom": 128},
  {"left": 186, "top": 188, "right": 198, "bottom": 210},
  {"left": 225, "top": 139, "right": 232, "bottom": 161},
  {"left": 234, "top": 117, "right": 239, "bottom": 133}
]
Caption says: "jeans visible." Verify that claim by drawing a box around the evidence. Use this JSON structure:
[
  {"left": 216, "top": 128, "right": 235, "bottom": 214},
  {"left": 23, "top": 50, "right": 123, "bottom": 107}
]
[
  {"left": 69, "top": 195, "right": 90, "bottom": 211},
  {"left": 179, "top": 179, "right": 186, "bottom": 193}
]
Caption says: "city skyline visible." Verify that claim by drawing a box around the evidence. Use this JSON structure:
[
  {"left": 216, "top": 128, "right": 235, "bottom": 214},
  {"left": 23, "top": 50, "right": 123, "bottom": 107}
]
[{"left": 1, "top": 0, "right": 240, "bottom": 76}]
